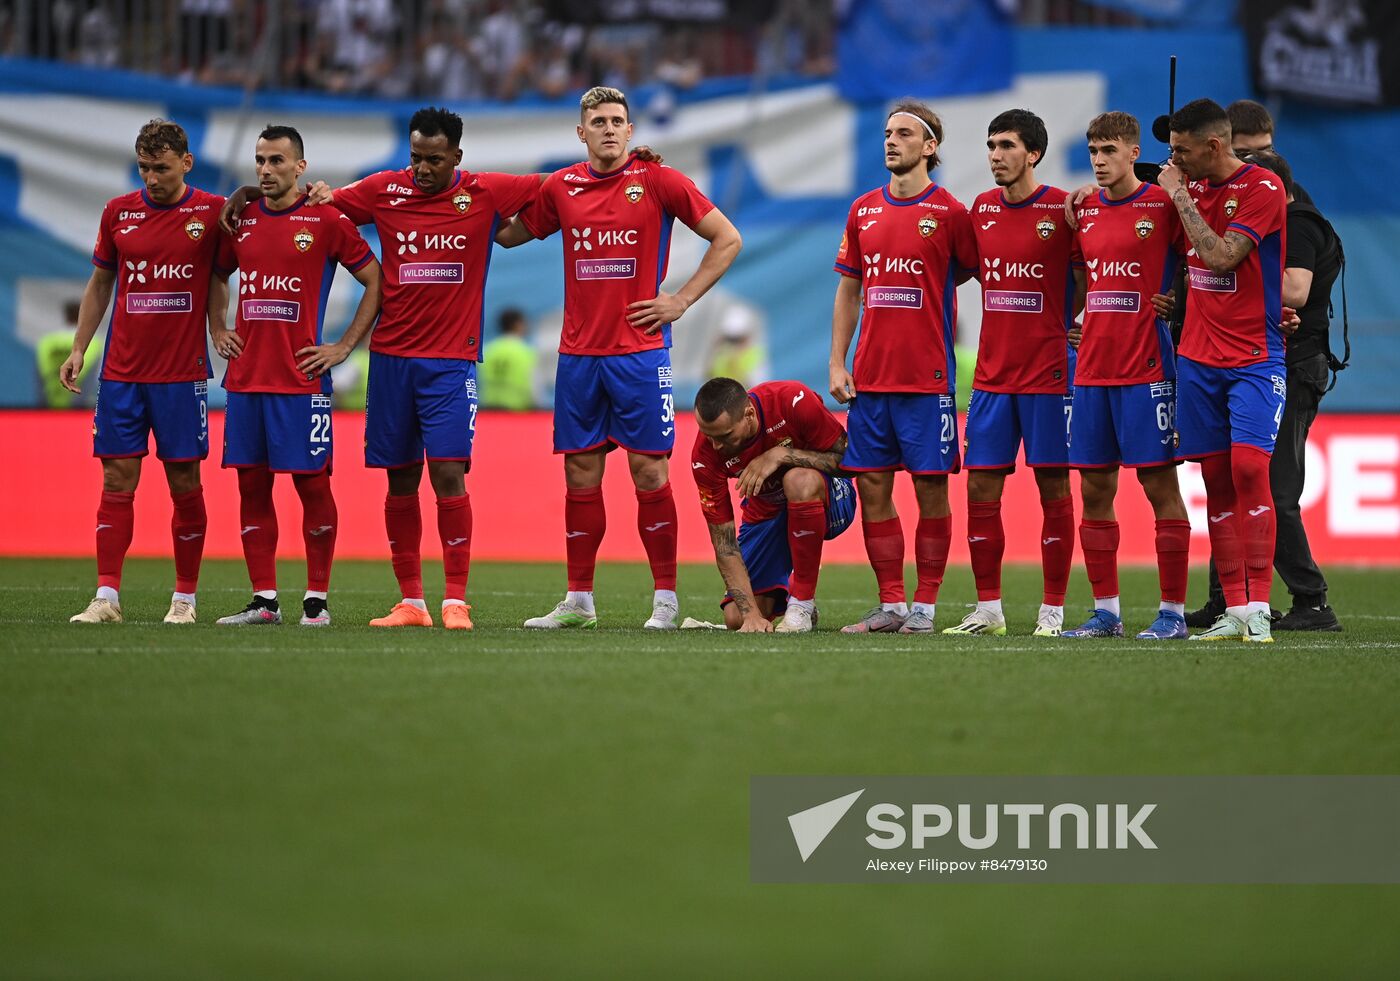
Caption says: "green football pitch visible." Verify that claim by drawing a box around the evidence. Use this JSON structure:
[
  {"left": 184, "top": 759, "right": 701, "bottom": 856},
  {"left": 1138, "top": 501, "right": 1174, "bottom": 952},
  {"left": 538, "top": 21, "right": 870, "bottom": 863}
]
[{"left": 3, "top": 557, "right": 1398, "bottom": 979}]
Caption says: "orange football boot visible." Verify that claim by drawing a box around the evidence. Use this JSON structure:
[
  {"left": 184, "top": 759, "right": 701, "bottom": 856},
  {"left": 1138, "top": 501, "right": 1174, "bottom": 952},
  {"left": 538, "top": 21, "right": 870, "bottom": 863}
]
[
  {"left": 369, "top": 602, "right": 434, "bottom": 627},
  {"left": 442, "top": 603, "right": 474, "bottom": 630}
]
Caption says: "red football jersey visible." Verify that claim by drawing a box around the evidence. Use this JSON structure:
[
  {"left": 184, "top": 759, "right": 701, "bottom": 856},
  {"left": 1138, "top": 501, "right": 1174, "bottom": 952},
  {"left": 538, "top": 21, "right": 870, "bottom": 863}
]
[
  {"left": 692, "top": 381, "right": 847, "bottom": 526},
  {"left": 969, "top": 185, "right": 1081, "bottom": 394},
  {"left": 1073, "top": 182, "right": 1185, "bottom": 385},
  {"left": 520, "top": 154, "right": 715, "bottom": 356},
  {"left": 1177, "top": 163, "right": 1287, "bottom": 367},
  {"left": 91, "top": 185, "right": 224, "bottom": 383},
  {"left": 332, "top": 168, "right": 538, "bottom": 360},
  {"left": 833, "top": 184, "right": 976, "bottom": 394},
  {"left": 216, "top": 196, "right": 374, "bottom": 394}
]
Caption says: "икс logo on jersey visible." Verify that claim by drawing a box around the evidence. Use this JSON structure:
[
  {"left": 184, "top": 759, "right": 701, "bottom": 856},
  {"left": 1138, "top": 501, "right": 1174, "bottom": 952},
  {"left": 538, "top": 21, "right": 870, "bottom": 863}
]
[
  {"left": 236, "top": 268, "right": 304, "bottom": 322},
  {"left": 1084, "top": 258, "right": 1143, "bottom": 314},
  {"left": 862, "top": 253, "right": 926, "bottom": 309},
  {"left": 396, "top": 227, "right": 467, "bottom": 284},
  {"left": 571, "top": 226, "right": 639, "bottom": 281},
  {"left": 982, "top": 256, "right": 1045, "bottom": 314},
  {"left": 123, "top": 259, "right": 195, "bottom": 315}
]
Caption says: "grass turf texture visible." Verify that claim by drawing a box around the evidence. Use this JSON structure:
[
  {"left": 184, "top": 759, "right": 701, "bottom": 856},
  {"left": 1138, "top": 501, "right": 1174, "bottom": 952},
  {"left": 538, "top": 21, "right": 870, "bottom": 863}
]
[{"left": 3, "top": 557, "right": 1399, "bottom": 979}]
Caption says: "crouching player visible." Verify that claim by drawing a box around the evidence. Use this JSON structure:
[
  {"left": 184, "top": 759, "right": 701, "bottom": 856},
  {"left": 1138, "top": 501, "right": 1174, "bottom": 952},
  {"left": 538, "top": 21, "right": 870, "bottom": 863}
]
[
  {"left": 1064, "top": 111, "right": 1193, "bottom": 639},
  {"left": 210, "top": 125, "right": 382, "bottom": 626},
  {"left": 692, "top": 377, "right": 855, "bottom": 633}
]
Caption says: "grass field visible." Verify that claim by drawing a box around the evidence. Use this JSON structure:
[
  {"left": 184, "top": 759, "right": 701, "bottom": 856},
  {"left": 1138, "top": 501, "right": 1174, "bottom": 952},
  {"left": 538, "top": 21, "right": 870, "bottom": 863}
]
[{"left": 3, "top": 556, "right": 1399, "bottom": 979}]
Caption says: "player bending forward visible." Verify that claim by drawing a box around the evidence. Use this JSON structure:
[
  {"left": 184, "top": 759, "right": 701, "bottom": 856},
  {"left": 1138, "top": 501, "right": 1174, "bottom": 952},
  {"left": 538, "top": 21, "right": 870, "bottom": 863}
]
[
  {"left": 210, "top": 125, "right": 382, "bottom": 627},
  {"left": 692, "top": 377, "right": 856, "bottom": 633}
]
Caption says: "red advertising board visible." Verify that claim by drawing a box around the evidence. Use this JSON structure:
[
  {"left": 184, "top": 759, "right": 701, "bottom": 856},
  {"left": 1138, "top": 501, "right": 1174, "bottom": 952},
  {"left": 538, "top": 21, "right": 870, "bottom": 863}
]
[{"left": 3, "top": 410, "right": 1397, "bottom": 565}]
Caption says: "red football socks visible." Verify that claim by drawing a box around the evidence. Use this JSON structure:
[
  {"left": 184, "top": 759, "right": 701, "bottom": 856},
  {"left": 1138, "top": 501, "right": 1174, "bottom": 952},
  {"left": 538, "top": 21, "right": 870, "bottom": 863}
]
[
  {"left": 237, "top": 467, "right": 278, "bottom": 592},
  {"left": 1079, "top": 518, "right": 1120, "bottom": 601},
  {"left": 1233, "top": 444, "right": 1276, "bottom": 606},
  {"left": 862, "top": 516, "right": 905, "bottom": 604},
  {"left": 1200, "top": 454, "right": 1246, "bottom": 607},
  {"left": 170, "top": 486, "right": 207, "bottom": 595},
  {"left": 967, "top": 500, "right": 1005, "bottom": 601},
  {"left": 1154, "top": 518, "right": 1192, "bottom": 605},
  {"left": 636, "top": 482, "right": 678, "bottom": 591},
  {"left": 913, "top": 514, "right": 951, "bottom": 605},
  {"left": 436, "top": 493, "right": 472, "bottom": 602},
  {"left": 384, "top": 492, "right": 423, "bottom": 600},
  {"left": 565, "top": 485, "right": 606, "bottom": 592},
  {"left": 95, "top": 490, "right": 135, "bottom": 591},
  {"left": 1040, "top": 495, "right": 1074, "bottom": 605},
  {"left": 294, "top": 472, "right": 337, "bottom": 593},
  {"left": 786, "top": 499, "right": 827, "bottom": 602}
]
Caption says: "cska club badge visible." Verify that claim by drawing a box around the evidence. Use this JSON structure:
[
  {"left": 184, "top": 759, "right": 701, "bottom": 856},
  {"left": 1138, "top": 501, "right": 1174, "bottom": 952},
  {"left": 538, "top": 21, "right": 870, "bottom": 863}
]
[
  {"left": 293, "top": 229, "right": 314, "bottom": 252},
  {"left": 184, "top": 218, "right": 206, "bottom": 241},
  {"left": 1135, "top": 218, "right": 1155, "bottom": 239},
  {"left": 1225, "top": 197, "right": 1239, "bottom": 219},
  {"left": 918, "top": 217, "right": 938, "bottom": 237},
  {"left": 624, "top": 182, "right": 644, "bottom": 204},
  {"left": 1035, "top": 219, "right": 1056, "bottom": 240},
  {"left": 453, "top": 192, "right": 472, "bottom": 214}
]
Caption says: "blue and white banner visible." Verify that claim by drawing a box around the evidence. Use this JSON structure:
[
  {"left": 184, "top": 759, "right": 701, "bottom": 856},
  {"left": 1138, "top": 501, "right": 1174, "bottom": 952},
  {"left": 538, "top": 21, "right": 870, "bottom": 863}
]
[{"left": 836, "top": 0, "right": 1013, "bottom": 102}]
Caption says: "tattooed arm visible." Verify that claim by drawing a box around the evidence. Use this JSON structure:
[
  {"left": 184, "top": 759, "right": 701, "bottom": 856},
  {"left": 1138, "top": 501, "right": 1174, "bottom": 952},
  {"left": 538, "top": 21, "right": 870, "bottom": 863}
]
[
  {"left": 1160, "top": 162, "right": 1256, "bottom": 273},
  {"left": 735, "top": 434, "right": 849, "bottom": 498},
  {"left": 707, "top": 520, "right": 772, "bottom": 632}
]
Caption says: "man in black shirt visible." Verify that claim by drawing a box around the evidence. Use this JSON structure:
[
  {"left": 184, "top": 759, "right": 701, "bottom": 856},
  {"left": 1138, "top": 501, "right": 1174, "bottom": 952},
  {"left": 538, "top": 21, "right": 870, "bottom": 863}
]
[{"left": 1189, "top": 149, "right": 1343, "bottom": 631}]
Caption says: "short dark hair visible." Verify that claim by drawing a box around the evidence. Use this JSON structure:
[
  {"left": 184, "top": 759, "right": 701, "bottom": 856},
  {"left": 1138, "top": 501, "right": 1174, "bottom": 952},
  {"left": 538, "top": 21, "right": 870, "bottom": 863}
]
[
  {"left": 1241, "top": 148, "right": 1295, "bottom": 199},
  {"left": 409, "top": 106, "right": 463, "bottom": 147},
  {"left": 1086, "top": 111, "right": 1140, "bottom": 145},
  {"left": 499, "top": 308, "right": 526, "bottom": 333},
  {"left": 1169, "top": 98, "right": 1231, "bottom": 141},
  {"left": 695, "top": 377, "right": 749, "bottom": 423},
  {"left": 135, "top": 119, "right": 188, "bottom": 158},
  {"left": 988, "top": 109, "right": 1048, "bottom": 165},
  {"left": 887, "top": 100, "right": 943, "bottom": 172},
  {"left": 1227, "top": 99, "right": 1275, "bottom": 138},
  {"left": 258, "top": 124, "right": 304, "bottom": 159}
]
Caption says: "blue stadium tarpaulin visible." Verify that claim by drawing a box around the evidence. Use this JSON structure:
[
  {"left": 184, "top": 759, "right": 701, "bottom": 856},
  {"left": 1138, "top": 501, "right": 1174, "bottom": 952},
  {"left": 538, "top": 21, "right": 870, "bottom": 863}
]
[
  {"left": 1075, "top": 0, "right": 1236, "bottom": 26},
  {"left": 836, "top": 0, "right": 1014, "bottom": 102}
]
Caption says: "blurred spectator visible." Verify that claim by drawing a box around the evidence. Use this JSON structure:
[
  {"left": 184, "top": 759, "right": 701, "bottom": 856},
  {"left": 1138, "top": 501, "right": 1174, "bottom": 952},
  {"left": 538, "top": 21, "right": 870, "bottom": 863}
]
[
  {"left": 479, "top": 308, "right": 539, "bottom": 410},
  {"left": 37, "top": 299, "right": 101, "bottom": 408},
  {"left": 179, "top": 0, "right": 233, "bottom": 80},
  {"left": 76, "top": 2, "right": 119, "bottom": 68},
  {"left": 315, "top": 0, "right": 397, "bottom": 95},
  {"left": 707, "top": 307, "right": 770, "bottom": 390}
]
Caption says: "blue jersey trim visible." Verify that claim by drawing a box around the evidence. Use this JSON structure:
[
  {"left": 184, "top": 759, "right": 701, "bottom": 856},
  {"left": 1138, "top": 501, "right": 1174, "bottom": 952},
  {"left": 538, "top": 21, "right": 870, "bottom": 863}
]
[
  {"left": 1099, "top": 183, "right": 1150, "bottom": 207},
  {"left": 881, "top": 183, "right": 940, "bottom": 208},
  {"left": 1000, "top": 185, "right": 1050, "bottom": 209},
  {"left": 141, "top": 185, "right": 196, "bottom": 210}
]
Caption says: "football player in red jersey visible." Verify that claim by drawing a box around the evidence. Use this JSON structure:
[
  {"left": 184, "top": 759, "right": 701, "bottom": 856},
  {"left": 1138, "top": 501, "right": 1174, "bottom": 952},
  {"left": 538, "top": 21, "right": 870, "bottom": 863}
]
[
  {"left": 945, "top": 109, "right": 1086, "bottom": 638},
  {"left": 1063, "top": 111, "right": 1193, "bottom": 641},
  {"left": 210, "top": 125, "right": 382, "bottom": 628},
  {"left": 691, "top": 377, "right": 855, "bottom": 634},
  {"left": 221, "top": 107, "right": 540, "bottom": 630},
  {"left": 63, "top": 120, "right": 224, "bottom": 626},
  {"left": 1160, "top": 98, "right": 1288, "bottom": 643},
  {"left": 496, "top": 86, "right": 743, "bottom": 631},
  {"left": 829, "top": 101, "right": 977, "bottom": 635}
]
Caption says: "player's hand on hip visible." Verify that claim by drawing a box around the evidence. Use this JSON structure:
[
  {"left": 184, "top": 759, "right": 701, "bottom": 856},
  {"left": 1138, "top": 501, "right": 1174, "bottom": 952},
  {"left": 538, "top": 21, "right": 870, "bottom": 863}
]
[
  {"left": 58, "top": 351, "right": 83, "bottom": 394},
  {"left": 1064, "top": 183, "right": 1096, "bottom": 230},
  {"left": 1067, "top": 321, "right": 1083, "bottom": 350},
  {"left": 306, "top": 180, "right": 334, "bottom": 207},
  {"left": 1281, "top": 306, "right": 1301, "bottom": 336},
  {"left": 628, "top": 291, "right": 688, "bottom": 333},
  {"left": 737, "top": 612, "right": 774, "bottom": 633},
  {"left": 829, "top": 365, "right": 856, "bottom": 404},
  {"left": 1149, "top": 290, "right": 1175, "bottom": 319},
  {"left": 736, "top": 449, "right": 781, "bottom": 498},
  {"left": 296, "top": 341, "right": 348, "bottom": 378},
  {"left": 211, "top": 327, "right": 243, "bottom": 360}
]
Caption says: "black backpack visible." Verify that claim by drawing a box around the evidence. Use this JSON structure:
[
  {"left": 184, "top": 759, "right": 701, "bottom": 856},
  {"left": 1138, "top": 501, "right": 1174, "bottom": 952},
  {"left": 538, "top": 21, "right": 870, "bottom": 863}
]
[{"left": 1289, "top": 202, "right": 1351, "bottom": 392}]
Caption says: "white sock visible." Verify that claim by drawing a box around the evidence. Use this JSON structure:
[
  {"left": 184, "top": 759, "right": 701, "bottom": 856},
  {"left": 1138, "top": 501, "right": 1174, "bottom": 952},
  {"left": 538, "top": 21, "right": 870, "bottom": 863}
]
[
  {"left": 1040, "top": 602, "right": 1065, "bottom": 619},
  {"left": 788, "top": 597, "right": 815, "bottom": 613},
  {"left": 653, "top": 589, "right": 678, "bottom": 608},
  {"left": 172, "top": 591, "right": 196, "bottom": 606},
  {"left": 567, "top": 590, "right": 595, "bottom": 613},
  {"left": 305, "top": 590, "right": 327, "bottom": 601},
  {"left": 442, "top": 598, "right": 466, "bottom": 608},
  {"left": 402, "top": 597, "right": 428, "bottom": 611},
  {"left": 255, "top": 589, "right": 277, "bottom": 601},
  {"left": 976, "top": 598, "right": 1003, "bottom": 618},
  {"left": 96, "top": 586, "right": 119, "bottom": 604},
  {"left": 882, "top": 602, "right": 910, "bottom": 616},
  {"left": 1246, "top": 600, "right": 1271, "bottom": 616},
  {"left": 1093, "top": 596, "right": 1120, "bottom": 617},
  {"left": 1161, "top": 601, "right": 1185, "bottom": 616},
  {"left": 1226, "top": 604, "right": 1250, "bottom": 622},
  {"left": 912, "top": 602, "right": 935, "bottom": 617}
]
